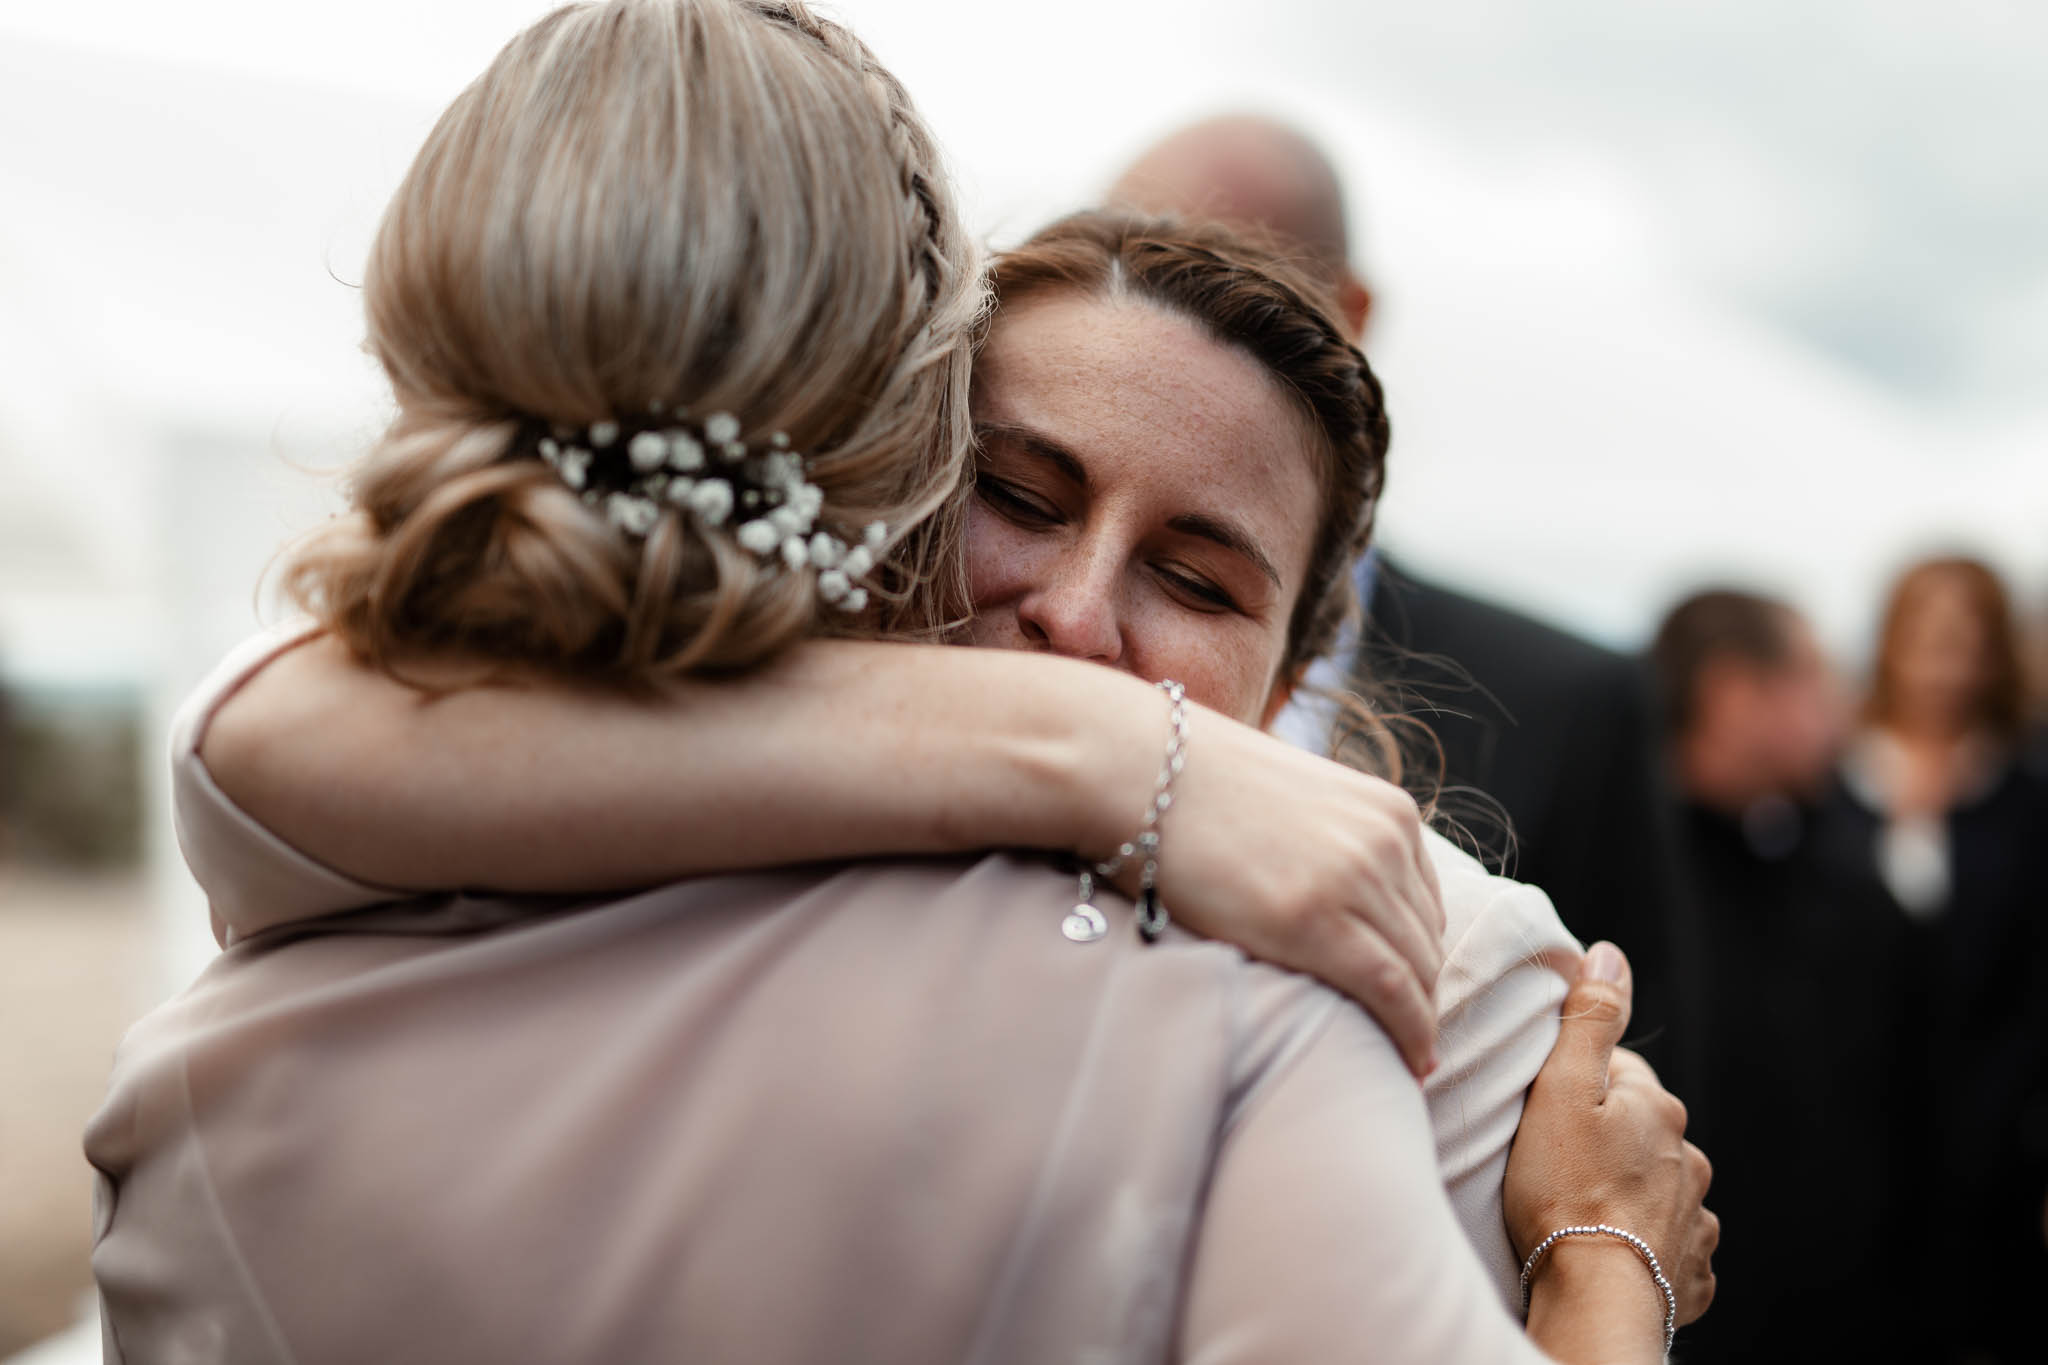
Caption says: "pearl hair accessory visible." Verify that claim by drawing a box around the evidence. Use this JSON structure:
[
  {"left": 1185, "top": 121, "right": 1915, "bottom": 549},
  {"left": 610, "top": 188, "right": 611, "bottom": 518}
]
[
  {"left": 1518, "top": 1223, "right": 1678, "bottom": 1356},
  {"left": 535, "top": 409, "right": 886, "bottom": 613}
]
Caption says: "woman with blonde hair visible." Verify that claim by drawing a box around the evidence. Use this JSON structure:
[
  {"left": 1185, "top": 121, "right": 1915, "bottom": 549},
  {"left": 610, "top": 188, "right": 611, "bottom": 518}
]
[{"left": 91, "top": 3, "right": 1714, "bottom": 1361}]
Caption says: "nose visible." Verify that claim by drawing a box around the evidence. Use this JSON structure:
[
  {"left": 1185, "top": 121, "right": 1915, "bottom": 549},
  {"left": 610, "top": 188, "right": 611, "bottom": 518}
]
[{"left": 1016, "top": 543, "right": 1123, "bottom": 665}]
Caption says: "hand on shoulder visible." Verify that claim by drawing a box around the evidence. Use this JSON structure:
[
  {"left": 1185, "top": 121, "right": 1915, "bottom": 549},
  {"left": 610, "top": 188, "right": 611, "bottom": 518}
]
[{"left": 1507, "top": 942, "right": 1718, "bottom": 1347}]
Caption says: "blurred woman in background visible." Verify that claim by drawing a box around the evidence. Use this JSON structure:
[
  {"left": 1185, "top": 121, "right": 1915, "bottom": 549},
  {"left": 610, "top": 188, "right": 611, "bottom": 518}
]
[
  {"left": 1839, "top": 554, "right": 2048, "bottom": 1364},
  {"left": 1847, "top": 556, "right": 2035, "bottom": 914}
]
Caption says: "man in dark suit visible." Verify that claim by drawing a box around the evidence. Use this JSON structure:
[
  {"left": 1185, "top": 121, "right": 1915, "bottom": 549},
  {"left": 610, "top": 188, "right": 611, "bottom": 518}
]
[
  {"left": 1363, "top": 561, "right": 1675, "bottom": 944},
  {"left": 1647, "top": 589, "right": 1913, "bottom": 1361},
  {"left": 1109, "top": 116, "right": 1687, "bottom": 1069}
]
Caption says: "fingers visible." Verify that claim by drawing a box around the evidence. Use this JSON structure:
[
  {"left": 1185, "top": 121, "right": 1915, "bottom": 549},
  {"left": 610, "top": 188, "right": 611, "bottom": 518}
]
[
  {"left": 1308, "top": 917, "right": 1441, "bottom": 1078},
  {"left": 1299, "top": 786, "right": 1444, "bottom": 1076},
  {"left": 1349, "top": 859, "right": 1446, "bottom": 1000},
  {"left": 1548, "top": 941, "right": 1635, "bottom": 1106},
  {"left": 1607, "top": 1049, "right": 1698, "bottom": 1163},
  {"left": 1368, "top": 777, "right": 1446, "bottom": 939},
  {"left": 1605, "top": 1047, "right": 1659, "bottom": 1090},
  {"left": 1679, "top": 1204, "right": 1720, "bottom": 1325},
  {"left": 1346, "top": 780, "right": 1446, "bottom": 987},
  {"left": 1415, "top": 844, "right": 1446, "bottom": 938},
  {"left": 1686, "top": 1141, "right": 1712, "bottom": 1198},
  {"left": 1680, "top": 1262, "right": 1718, "bottom": 1326},
  {"left": 1674, "top": 1145, "right": 1718, "bottom": 1325},
  {"left": 1606, "top": 1049, "right": 1678, "bottom": 1114}
]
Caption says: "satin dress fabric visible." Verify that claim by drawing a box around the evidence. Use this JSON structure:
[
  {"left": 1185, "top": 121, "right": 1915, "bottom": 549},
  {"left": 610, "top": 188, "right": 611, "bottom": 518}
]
[{"left": 85, "top": 628, "right": 1579, "bottom": 1364}]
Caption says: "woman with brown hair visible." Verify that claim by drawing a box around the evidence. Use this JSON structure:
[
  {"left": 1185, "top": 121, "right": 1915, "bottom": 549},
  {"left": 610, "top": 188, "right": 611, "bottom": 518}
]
[
  {"left": 1838, "top": 555, "right": 2048, "bottom": 1362},
  {"left": 1847, "top": 556, "right": 2035, "bottom": 914},
  {"left": 91, "top": 3, "right": 1714, "bottom": 1360}
]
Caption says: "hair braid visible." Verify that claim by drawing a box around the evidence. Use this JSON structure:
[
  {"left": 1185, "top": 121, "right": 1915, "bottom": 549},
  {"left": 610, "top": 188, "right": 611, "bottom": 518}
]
[
  {"left": 745, "top": 2, "right": 961, "bottom": 313},
  {"left": 737, "top": 0, "right": 985, "bottom": 635},
  {"left": 1121, "top": 230, "right": 1387, "bottom": 663}
]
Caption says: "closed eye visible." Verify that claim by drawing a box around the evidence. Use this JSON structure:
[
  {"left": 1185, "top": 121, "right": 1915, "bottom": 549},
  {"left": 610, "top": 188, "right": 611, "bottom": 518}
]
[
  {"left": 975, "top": 474, "right": 1063, "bottom": 528},
  {"left": 1155, "top": 563, "right": 1242, "bottom": 613}
]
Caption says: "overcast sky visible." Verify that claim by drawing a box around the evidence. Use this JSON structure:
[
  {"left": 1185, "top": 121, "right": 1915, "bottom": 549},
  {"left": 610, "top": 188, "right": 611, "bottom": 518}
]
[
  {"left": 1304, "top": 0, "right": 2048, "bottom": 416},
  {"left": 8, "top": 0, "right": 2042, "bottom": 418}
]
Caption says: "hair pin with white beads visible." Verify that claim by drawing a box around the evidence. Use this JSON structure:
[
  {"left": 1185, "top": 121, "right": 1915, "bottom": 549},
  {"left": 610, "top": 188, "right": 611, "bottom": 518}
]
[{"left": 534, "top": 409, "right": 886, "bottom": 613}]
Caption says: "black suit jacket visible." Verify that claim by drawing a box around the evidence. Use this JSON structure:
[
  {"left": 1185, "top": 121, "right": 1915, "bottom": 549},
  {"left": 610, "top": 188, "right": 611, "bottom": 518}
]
[
  {"left": 1671, "top": 797, "right": 1916, "bottom": 1362},
  {"left": 1828, "top": 757, "right": 2048, "bottom": 1361},
  {"left": 1356, "top": 559, "right": 1689, "bottom": 1075}
]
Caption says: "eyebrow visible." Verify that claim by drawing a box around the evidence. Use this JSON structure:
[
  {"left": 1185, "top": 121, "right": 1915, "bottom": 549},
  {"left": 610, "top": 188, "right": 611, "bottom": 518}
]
[
  {"left": 975, "top": 420, "right": 1284, "bottom": 590},
  {"left": 1168, "top": 512, "right": 1283, "bottom": 590},
  {"left": 974, "top": 421, "right": 1088, "bottom": 489}
]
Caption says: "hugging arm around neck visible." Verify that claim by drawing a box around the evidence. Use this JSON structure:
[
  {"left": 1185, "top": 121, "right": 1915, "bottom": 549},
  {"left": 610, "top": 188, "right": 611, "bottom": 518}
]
[{"left": 191, "top": 628, "right": 1450, "bottom": 1073}]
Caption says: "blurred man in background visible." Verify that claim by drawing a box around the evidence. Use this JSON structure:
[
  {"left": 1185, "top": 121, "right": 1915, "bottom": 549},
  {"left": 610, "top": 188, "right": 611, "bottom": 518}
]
[
  {"left": 1654, "top": 589, "right": 1842, "bottom": 841},
  {"left": 1109, "top": 115, "right": 1686, "bottom": 1075},
  {"left": 1649, "top": 588, "right": 1914, "bottom": 1362}
]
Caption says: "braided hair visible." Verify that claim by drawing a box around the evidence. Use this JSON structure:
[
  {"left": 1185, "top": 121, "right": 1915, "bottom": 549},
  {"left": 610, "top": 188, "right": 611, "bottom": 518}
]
[{"left": 285, "top": 0, "right": 984, "bottom": 684}]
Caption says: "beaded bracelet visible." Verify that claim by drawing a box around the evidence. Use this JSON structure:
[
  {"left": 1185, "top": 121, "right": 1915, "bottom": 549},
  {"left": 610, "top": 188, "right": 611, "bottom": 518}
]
[
  {"left": 1518, "top": 1223, "right": 1676, "bottom": 1357},
  {"left": 1061, "top": 680, "right": 1188, "bottom": 945}
]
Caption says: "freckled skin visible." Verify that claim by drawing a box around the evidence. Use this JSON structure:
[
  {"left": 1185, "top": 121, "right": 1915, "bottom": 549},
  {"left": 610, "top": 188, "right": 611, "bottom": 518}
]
[{"left": 964, "top": 292, "right": 1323, "bottom": 727}]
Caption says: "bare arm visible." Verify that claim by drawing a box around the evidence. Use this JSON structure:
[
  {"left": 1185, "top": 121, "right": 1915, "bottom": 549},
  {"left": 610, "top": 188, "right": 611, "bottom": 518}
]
[
  {"left": 201, "top": 633, "right": 1450, "bottom": 1072},
  {"left": 207, "top": 634, "right": 1146, "bottom": 892}
]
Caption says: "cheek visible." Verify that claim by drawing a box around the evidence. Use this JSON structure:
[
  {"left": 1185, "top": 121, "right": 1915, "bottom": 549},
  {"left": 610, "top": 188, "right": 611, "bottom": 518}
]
[
  {"left": 965, "top": 501, "right": 1038, "bottom": 607},
  {"left": 962, "top": 501, "right": 1047, "bottom": 649},
  {"left": 1134, "top": 611, "right": 1292, "bottom": 728}
]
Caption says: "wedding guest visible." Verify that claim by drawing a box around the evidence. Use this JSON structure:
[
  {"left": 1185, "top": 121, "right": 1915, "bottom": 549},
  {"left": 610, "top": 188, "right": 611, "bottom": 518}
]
[
  {"left": 1107, "top": 114, "right": 1687, "bottom": 1076},
  {"left": 1648, "top": 589, "right": 1911, "bottom": 1362},
  {"left": 1838, "top": 555, "right": 2048, "bottom": 1364},
  {"left": 1653, "top": 591, "right": 1844, "bottom": 829}
]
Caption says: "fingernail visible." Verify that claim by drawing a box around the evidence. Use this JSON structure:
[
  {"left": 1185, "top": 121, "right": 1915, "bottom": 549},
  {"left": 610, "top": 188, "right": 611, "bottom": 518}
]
[{"left": 1585, "top": 942, "right": 1624, "bottom": 983}]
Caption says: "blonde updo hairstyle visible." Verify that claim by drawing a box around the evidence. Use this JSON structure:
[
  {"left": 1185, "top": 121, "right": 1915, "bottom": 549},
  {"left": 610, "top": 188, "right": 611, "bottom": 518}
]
[{"left": 285, "top": 0, "right": 983, "bottom": 684}]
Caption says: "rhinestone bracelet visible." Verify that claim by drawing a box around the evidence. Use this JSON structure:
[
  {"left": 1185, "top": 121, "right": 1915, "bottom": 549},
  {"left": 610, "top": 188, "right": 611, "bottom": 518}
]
[
  {"left": 1518, "top": 1222, "right": 1676, "bottom": 1357},
  {"left": 1061, "top": 680, "right": 1187, "bottom": 945}
]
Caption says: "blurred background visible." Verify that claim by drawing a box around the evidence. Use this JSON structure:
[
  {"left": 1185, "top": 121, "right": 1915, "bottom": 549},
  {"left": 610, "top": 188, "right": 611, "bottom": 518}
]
[{"left": 1, "top": 0, "right": 2042, "bottom": 1359}]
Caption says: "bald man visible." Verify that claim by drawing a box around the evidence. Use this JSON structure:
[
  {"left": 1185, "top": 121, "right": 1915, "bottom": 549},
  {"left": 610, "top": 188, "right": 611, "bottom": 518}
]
[
  {"left": 1109, "top": 115, "right": 1690, "bottom": 1080},
  {"left": 1110, "top": 116, "right": 1373, "bottom": 335}
]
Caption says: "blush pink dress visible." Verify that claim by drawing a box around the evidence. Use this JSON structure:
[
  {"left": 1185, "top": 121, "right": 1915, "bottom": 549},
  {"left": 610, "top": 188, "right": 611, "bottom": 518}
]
[{"left": 85, "top": 628, "right": 1577, "bottom": 1364}]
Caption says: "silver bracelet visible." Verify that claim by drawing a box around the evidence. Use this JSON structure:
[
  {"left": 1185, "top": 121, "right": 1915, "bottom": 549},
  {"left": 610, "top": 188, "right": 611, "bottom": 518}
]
[
  {"left": 1518, "top": 1223, "right": 1676, "bottom": 1357},
  {"left": 1062, "top": 680, "right": 1187, "bottom": 945}
]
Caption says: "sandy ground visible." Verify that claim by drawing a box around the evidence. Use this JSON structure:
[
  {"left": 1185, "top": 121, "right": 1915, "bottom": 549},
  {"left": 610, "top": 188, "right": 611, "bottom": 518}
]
[{"left": 0, "top": 868, "right": 154, "bottom": 1359}]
